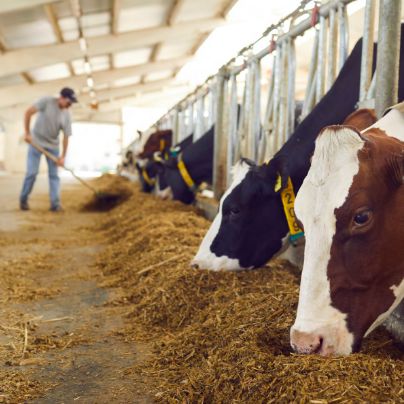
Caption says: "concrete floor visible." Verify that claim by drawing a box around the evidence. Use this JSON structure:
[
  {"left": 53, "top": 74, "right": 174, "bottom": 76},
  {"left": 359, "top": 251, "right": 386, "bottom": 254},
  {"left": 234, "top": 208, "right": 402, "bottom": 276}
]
[{"left": 0, "top": 173, "right": 151, "bottom": 403}]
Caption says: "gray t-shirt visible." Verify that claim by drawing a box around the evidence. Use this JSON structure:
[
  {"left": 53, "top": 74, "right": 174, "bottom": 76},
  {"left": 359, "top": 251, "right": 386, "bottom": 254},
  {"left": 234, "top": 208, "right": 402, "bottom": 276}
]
[{"left": 32, "top": 96, "right": 72, "bottom": 149}]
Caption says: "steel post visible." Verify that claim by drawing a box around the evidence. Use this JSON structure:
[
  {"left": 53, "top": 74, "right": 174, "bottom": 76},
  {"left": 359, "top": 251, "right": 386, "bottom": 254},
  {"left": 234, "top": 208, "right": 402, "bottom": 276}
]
[
  {"left": 251, "top": 57, "right": 261, "bottom": 161},
  {"left": 226, "top": 73, "right": 239, "bottom": 186},
  {"left": 375, "top": 0, "right": 402, "bottom": 117},
  {"left": 287, "top": 37, "right": 296, "bottom": 139},
  {"left": 337, "top": 3, "right": 349, "bottom": 71},
  {"left": 359, "top": 0, "right": 376, "bottom": 102},
  {"left": 327, "top": 7, "right": 337, "bottom": 91},
  {"left": 302, "top": 29, "right": 319, "bottom": 117},
  {"left": 316, "top": 15, "right": 328, "bottom": 103},
  {"left": 213, "top": 68, "right": 228, "bottom": 199}
]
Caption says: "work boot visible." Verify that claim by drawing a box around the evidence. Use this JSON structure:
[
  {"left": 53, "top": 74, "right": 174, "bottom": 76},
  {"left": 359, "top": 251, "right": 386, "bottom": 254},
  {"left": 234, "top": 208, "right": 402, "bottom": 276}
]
[
  {"left": 50, "top": 205, "right": 64, "bottom": 212},
  {"left": 20, "top": 201, "right": 29, "bottom": 211}
]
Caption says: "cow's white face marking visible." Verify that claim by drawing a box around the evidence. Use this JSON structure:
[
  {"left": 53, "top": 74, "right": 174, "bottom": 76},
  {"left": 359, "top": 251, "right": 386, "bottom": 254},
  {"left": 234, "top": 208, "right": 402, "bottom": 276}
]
[
  {"left": 191, "top": 160, "right": 251, "bottom": 271},
  {"left": 291, "top": 127, "right": 364, "bottom": 355}
]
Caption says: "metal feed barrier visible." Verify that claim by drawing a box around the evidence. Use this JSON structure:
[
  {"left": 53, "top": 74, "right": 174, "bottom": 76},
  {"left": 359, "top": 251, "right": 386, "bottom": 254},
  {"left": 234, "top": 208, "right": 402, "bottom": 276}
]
[{"left": 128, "top": 0, "right": 401, "bottom": 200}]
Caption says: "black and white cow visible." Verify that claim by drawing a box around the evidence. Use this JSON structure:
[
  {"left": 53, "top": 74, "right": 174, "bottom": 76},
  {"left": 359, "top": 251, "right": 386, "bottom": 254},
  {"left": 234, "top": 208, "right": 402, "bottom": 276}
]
[
  {"left": 193, "top": 25, "right": 404, "bottom": 271},
  {"left": 162, "top": 125, "right": 214, "bottom": 204},
  {"left": 193, "top": 36, "right": 378, "bottom": 271}
]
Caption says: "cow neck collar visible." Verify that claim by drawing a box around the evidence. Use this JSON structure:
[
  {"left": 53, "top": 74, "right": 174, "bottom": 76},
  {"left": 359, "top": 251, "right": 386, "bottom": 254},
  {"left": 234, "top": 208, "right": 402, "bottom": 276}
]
[
  {"left": 274, "top": 175, "right": 304, "bottom": 246},
  {"left": 177, "top": 152, "right": 197, "bottom": 192},
  {"left": 142, "top": 167, "right": 155, "bottom": 186}
]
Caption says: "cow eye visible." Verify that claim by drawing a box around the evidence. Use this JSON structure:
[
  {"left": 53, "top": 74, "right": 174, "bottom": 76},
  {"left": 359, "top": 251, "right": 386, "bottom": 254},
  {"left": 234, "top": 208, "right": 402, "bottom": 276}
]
[
  {"left": 353, "top": 210, "right": 372, "bottom": 226},
  {"left": 230, "top": 206, "right": 240, "bottom": 216}
]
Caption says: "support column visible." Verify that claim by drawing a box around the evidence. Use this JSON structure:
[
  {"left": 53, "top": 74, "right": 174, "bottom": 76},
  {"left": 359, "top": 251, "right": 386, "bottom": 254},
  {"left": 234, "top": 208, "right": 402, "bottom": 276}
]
[
  {"left": 212, "top": 67, "right": 228, "bottom": 199},
  {"left": 375, "top": 0, "right": 402, "bottom": 117}
]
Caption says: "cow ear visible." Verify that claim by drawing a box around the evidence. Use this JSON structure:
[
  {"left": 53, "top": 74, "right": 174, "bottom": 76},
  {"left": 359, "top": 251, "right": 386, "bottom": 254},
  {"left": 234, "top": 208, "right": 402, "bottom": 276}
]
[
  {"left": 385, "top": 153, "right": 404, "bottom": 188},
  {"left": 253, "top": 157, "right": 288, "bottom": 196},
  {"left": 267, "top": 155, "right": 289, "bottom": 193}
]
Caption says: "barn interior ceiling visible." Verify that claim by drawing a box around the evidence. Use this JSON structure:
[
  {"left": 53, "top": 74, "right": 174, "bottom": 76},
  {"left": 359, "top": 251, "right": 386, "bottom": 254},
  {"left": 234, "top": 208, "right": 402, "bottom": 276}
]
[
  {"left": 0, "top": 0, "right": 239, "bottom": 123},
  {"left": 0, "top": 0, "right": 314, "bottom": 125},
  {"left": 1, "top": 0, "right": 396, "bottom": 127}
]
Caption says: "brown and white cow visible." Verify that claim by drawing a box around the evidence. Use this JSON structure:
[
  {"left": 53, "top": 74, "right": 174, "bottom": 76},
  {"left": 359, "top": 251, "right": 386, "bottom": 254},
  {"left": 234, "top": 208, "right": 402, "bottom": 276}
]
[
  {"left": 290, "top": 105, "right": 404, "bottom": 355},
  {"left": 137, "top": 129, "right": 173, "bottom": 160},
  {"left": 342, "top": 108, "right": 377, "bottom": 131}
]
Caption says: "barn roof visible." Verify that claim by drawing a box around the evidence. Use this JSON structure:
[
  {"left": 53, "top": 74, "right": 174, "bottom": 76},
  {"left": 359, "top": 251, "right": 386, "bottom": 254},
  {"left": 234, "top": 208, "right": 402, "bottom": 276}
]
[{"left": 0, "top": 0, "right": 239, "bottom": 122}]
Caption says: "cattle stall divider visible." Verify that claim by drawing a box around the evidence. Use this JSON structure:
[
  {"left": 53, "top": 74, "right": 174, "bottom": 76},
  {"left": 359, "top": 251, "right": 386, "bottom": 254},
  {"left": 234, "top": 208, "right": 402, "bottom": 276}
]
[
  {"left": 375, "top": 0, "right": 402, "bottom": 117},
  {"left": 131, "top": 0, "right": 401, "bottom": 205},
  {"left": 211, "top": 0, "right": 354, "bottom": 198}
]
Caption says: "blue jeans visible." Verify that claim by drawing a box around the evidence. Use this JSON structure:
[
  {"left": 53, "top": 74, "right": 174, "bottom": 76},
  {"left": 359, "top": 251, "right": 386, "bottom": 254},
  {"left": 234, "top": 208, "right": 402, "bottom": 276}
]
[{"left": 20, "top": 145, "right": 60, "bottom": 209}]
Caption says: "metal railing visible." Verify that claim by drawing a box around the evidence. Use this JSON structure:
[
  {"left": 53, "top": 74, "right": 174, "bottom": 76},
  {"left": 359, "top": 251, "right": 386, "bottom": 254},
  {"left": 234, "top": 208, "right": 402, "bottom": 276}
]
[{"left": 128, "top": 0, "right": 401, "bottom": 199}]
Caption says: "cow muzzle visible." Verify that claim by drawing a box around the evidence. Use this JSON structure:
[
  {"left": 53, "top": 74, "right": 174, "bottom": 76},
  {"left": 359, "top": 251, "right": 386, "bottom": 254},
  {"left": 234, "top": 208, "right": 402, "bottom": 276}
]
[
  {"left": 290, "top": 329, "right": 323, "bottom": 354},
  {"left": 290, "top": 325, "right": 353, "bottom": 356}
]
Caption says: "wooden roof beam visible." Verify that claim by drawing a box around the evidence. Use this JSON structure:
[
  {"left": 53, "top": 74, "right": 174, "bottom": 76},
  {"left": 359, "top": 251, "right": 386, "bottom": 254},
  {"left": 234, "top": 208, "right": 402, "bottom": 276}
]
[
  {"left": 142, "top": 0, "right": 187, "bottom": 83},
  {"left": 189, "top": 0, "right": 238, "bottom": 57},
  {"left": 80, "top": 78, "right": 186, "bottom": 104},
  {"left": 0, "top": 56, "right": 192, "bottom": 109},
  {"left": 0, "top": 30, "right": 35, "bottom": 84},
  {"left": 0, "top": 0, "right": 59, "bottom": 15},
  {"left": 44, "top": 3, "right": 75, "bottom": 76},
  {"left": 167, "top": 0, "right": 187, "bottom": 26},
  {"left": 0, "top": 17, "right": 226, "bottom": 78},
  {"left": 111, "top": 0, "right": 121, "bottom": 35}
]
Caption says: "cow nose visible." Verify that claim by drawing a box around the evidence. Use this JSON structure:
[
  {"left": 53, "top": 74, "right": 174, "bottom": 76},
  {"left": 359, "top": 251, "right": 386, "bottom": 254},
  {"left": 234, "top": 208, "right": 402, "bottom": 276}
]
[
  {"left": 191, "top": 262, "right": 199, "bottom": 270},
  {"left": 290, "top": 329, "right": 323, "bottom": 355}
]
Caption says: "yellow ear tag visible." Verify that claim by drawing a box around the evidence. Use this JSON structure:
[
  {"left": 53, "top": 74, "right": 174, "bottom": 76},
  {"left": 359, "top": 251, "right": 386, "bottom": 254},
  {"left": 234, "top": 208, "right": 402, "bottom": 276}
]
[{"left": 274, "top": 175, "right": 282, "bottom": 192}]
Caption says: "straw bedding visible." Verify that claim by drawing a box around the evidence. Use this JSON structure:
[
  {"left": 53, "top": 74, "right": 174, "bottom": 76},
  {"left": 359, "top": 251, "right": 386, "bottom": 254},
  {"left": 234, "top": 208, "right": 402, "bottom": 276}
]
[
  {"left": 95, "top": 176, "right": 404, "bottom": 403},
  {"left": 80, "top": 173, "right": 133, "bottom": 211}
]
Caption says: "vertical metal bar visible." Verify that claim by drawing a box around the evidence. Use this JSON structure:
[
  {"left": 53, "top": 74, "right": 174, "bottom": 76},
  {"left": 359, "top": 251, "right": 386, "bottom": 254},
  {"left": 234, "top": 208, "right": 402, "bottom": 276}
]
[
  {"left": 337, "top": 3, "right": 349, "bottom": 71},
  {"left": 187, "top": 102, "right": 194, "bottom": 136},
  {"left": 326, "top": 7, "right": 337, "bottom": 91},
  {"left": 209, "top": 83, "right": 217, "bottom": 126},
  {"left": 250, "top": 57, "right": 261, "bottom": 161},
  {"left": 287, "top": 37, "right": 296, "bottom": 139},
  {"left": 178, "top": 108, "right": 184, "bottom": 141},
  {"left": 375, "top": 0, "right": 402, "bottom": 117},
  {"left": 366, "top": 68, "right": 377, "bottom": 100},
  {"left": 359, "top": 0, "right": 376, "bottom": 102},
  {"left": 278, "top": 40, "right": 288, "bottom": 149},
  {"left": 316, "top": 15, "right": 328, "bottom": 103},
  {"left": 194, "top": 96, "right": 204, "bottom": 140},
  {"left": 203, "top": 93, "right": 209, "bottom": 132},
  {"left": 173, "top": 108, "right": 180, "bottom": 144},
  {"left": 264, "top": 55, "right": 275, "bottom": 130},
  {"left": 213, "top": 67, "right": 228, "bottom": 199},
  {"left": 273, "top": 42, "right": 283, "bottom": 153},
  {"left": 302, "top": 29, "right": 319, "bottom": 118},
  {"left": 227, "top": 73, "right": 238, "bottom": 186},
  {"left": 259, "top": 55, "right": 275, "bottom": 163},
  {"left": 243, "top": 62, "right": 254, "bottom": 159},
  {"left": 237, "top": 71, "right": 247, "bottom": 157}
]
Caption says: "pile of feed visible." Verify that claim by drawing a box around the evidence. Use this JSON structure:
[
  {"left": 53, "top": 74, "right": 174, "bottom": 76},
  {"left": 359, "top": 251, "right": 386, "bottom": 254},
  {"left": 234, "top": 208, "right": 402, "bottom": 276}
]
[
  {"left": 96, "top": 182, "right": 404, "bottom": 402},
  {"left": 79, "top": 173, "right": 134, "bottom": 211}
]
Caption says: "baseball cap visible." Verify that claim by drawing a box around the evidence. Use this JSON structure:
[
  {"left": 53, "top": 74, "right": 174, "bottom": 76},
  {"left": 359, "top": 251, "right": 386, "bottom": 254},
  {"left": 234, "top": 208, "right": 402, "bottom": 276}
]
[{"left": 60, "top": 87, "right": 78, "bottom": 103}]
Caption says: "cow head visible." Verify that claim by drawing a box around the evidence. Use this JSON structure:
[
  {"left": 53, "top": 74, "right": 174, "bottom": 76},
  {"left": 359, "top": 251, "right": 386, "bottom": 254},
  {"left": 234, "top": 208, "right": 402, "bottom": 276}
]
[
  {"left": 192, "top": 158, "right": 290, "bottom": 270},
  {"left": 291, "top": 125, "right": 404, "bottom": 355},
  {"left": 163, "top": 165, "right": 195, "bottom": 204}
]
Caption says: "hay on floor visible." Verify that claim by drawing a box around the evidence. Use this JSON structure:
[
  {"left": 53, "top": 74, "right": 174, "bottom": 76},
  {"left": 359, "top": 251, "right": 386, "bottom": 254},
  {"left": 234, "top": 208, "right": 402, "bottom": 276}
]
[
  {"left": 80, "top": 174, "right": 133, "bottom": 212},
  {"left": 95, "top": 181, "right": 404, "bottom": 403}
]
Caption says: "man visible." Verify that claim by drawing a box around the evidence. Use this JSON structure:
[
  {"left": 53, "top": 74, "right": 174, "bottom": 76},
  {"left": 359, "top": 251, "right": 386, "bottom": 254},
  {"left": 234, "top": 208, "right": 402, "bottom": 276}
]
[{"left": 20, "top": 87, "right": 77, "bottom": 211}]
